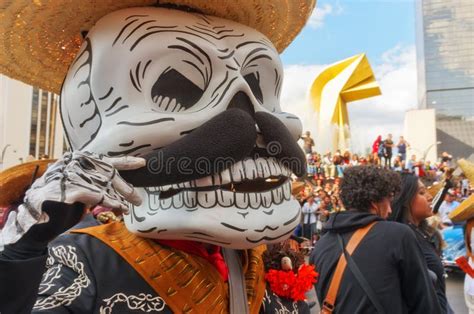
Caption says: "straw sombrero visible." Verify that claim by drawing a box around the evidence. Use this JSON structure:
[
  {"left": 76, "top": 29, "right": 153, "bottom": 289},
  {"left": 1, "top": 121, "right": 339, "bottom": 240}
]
[
  {"left": 449, "top": 195, "right": 474, "bottom": 222},
  {"left": 291, "top": 181, "right": 306, "bottom": 195},
  {"left": 427, "top": 182, "right": 443, "bottom": 198},
  {"left": 0, "top": 0, "right": 316, "bottom": 94},
  {"left": 448, "top": 159, "right": 474, "bottom": 222},
  {"left": 0, "top": 159, "right": 56, "bottom": 207},
  {"left": 458, "top": 159, "right": 474, "bottom": 183}
]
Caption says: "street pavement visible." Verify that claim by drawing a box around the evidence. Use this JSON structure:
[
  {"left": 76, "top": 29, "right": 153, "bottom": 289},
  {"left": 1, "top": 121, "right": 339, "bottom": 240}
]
[{"left": 447, "top": 271, "right": 468, "bottom": 314}]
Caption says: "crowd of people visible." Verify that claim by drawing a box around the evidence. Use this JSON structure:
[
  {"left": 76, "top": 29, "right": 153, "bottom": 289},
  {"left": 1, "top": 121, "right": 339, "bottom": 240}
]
[
  {"left": 295, "top": 131, "right": 472, "bottom": 245},
  {"left": 292, "top": 130, "right": 474, "bottom": 313},
  {"left": 302, "top": 131, "right": 457, "bottom": 181}
]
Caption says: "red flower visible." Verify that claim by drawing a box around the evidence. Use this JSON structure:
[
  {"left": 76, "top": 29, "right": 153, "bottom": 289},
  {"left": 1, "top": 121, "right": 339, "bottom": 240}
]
[{"left": 265, "top": 264, "right": 318, "bottom": 301}]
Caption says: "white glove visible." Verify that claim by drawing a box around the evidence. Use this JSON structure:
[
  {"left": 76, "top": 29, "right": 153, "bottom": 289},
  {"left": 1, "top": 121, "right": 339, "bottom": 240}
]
[{"left": 1, "top": 151, "right": 145, "bottom": 245}]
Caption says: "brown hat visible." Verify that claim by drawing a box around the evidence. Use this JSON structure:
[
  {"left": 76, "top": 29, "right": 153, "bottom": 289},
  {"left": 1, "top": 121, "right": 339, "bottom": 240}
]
[
  {"left": 449, "top": 195, "right": 474, "bottom": 222},
  {"left": 0, "top": 0, "right": 315, "bottom": 94},
  {"left": 291, "top": 181, "right": 306, "bottom": 195},
  {"left": 449, "top": 159, "right": 474, "bottom": 222},
  {"left": 458, "top": 159, "right": 474, "bottom": 183},
  {"left": 0, "top": 159, "right": 55, "bottom": 207}
]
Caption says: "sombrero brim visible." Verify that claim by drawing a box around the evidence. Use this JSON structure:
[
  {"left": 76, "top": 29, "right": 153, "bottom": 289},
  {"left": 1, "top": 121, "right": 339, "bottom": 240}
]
[
  {"left": 458, "top": 159, "right": 474, "bottom": 183},
  {"left": 427, "top": 182, "right": 443, "bottom": 198},
  {"left": 449, "top": 194, "right": 474, "bottom": 222},
  {"left": 291, "top": 181, "right": 306, "bottom": 195},
  {"left": 0, "top": 0, "right": 315, "bottom": 94},
  {"left": 0, "top": 159, "right": 56, "bottom": 207}
]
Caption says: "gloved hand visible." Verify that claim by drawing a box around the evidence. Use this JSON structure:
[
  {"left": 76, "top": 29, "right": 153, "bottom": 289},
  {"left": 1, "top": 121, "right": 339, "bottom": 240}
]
[{"left": 1, "top": 151, "right": 145, "bottom": 247}]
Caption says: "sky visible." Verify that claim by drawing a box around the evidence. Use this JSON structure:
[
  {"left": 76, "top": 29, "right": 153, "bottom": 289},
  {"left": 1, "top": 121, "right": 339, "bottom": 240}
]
[{"left": 279, "top": 0, "right": 417, "bottom": 154}]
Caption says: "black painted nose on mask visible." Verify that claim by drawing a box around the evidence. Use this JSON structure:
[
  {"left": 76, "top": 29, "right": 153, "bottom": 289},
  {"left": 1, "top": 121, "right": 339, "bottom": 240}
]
[
  {"left": 119, "top": 107, "right": 306, "bottom": 187},
  {"left": 254, "top": 111, "right": 306, "bottom": 177}
]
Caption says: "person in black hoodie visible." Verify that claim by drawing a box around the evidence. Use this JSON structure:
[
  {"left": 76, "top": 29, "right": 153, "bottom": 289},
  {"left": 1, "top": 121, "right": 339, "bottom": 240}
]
[
  {"left": 310, "top": 166, "right": 441, "bottom": 314},
  {"left": 390, "top": 173, "right": 453, "bottom": 313}
]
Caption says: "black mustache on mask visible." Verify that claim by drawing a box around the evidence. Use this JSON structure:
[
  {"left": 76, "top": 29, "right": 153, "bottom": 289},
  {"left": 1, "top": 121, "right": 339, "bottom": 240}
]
[{"left": 119, "top": 108, "right": 306, "bottom": 187}]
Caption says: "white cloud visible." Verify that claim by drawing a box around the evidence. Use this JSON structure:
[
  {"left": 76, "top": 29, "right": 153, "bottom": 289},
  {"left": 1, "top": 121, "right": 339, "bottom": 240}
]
[
  {"left": 307, "top": 2, "right": 343, "bottom": 29},
  {"left": 280, "top": 45, "right": 417, "bottom": 154}
]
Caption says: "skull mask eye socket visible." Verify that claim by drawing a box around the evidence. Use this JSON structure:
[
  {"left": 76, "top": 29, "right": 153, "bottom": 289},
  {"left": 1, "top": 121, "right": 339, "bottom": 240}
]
[
  {"left": 243, "top": 72, "right": 263, "bottom": 104},
  {"left": 151, "top": 67, "right": 204, "bottom": 112}
]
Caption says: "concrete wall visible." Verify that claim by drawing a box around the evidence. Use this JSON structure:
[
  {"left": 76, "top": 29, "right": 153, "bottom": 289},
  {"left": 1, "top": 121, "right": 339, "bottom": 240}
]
[
  {"left": 0, "top": 75, "right": 33, "bottom": 169},
  {"left": 404, "top": 108, "right": 438, "bottom": 162}
]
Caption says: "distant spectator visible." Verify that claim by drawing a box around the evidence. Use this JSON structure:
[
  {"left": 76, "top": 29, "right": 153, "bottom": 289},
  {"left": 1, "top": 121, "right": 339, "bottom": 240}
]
[
  {"left": 314, "top": 161, "right": 325, "bottom": 180},
  {"left": 461, "top": 174, "right": 470, "bottom": 197},
  {"left": 322, "top": 152, "right": 335, "bottom": 179},
  {"left": 330, "top": 195, "right": 342, "bottom": 212},
  {"left": 438, "top": 189, "right": 460, "bottom": 227},
  {"left": 302, "top": 131, "right": 315, "bottom": 154},
  {"left": 397, "top": 136, "right": 409, "bottom": 161},
  {"left": 321, "top": 194, "right": 333, "bottom": 212},
  {"left": 425, "top": 160, "right": 436, "bottom": 179},
  {"left": 383, "top": 133, "right": 394, "bottom": 168},
  {"left": 333, "top": 153, "right": 344, "bottom": 177},
  {"left": 393, "top": 155, "right": 403, "bottom": 172},
  {"left": 407, "top": 154, "right": 417, "bottom": 173},
  {"left": 350, "top": 154, "right": 359, "bottom": 166},
  {"left": 441, "top": 152, "right": 453, "bottom": 168},
  {"left": 342, "top": 151, "right": 351, "bottom": 165},
  {"left": 372, "top": 135, "right": 383, "bottom": 165},
  {"left": 413, "top": 160, "right": 426, "bottom": 178},
  {"left": 367, "top": 154, "right": 376, "bottom": 165},
  {"left": 302, "top": 196, "right": 318, "bottom": 239}
]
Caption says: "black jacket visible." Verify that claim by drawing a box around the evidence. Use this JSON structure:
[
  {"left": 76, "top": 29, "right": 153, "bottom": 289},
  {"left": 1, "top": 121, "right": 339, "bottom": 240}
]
[
  {"left": 309, "top": 211, "right": 442, "bottom": 314},
  {"left": 409, "top": 225, "right": 450, "bottom": 313},
  {"left": 0, "top": 215, "right": 308, "bottom": 313}
]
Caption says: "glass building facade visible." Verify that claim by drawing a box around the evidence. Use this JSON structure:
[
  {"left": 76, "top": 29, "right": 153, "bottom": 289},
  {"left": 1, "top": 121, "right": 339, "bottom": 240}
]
[
  {"left": 416, "top": 0, "right": 474, "bottom": 159},
  {"left": 29, "top": 88, "right": 63, "bottom": 158}
]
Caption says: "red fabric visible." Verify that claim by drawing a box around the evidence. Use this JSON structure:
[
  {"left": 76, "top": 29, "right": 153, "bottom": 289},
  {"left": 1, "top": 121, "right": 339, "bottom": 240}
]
[
  {"left": 265, "top": 264, "right": 318, "bottom": 301},
  {"left": 92, "top": 205, "right": 112, "bottom": 216},
  {"left": 0, "top": 205, "right": 16, "bottom": 229},
  {"left": 157, "top": 239, "right": 229, "bottom": 281},
  {"left": 372, "top": 135, "right": 382, "bottom": 154}
]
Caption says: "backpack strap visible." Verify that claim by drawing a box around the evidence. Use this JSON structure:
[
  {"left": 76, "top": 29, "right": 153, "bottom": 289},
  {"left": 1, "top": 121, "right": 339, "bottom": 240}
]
[
  {"left": 321, "top": 221, "right": 377, "bottom": 314},
  {"left": 338, "top": 233, "right": 386, "bottom": 313}
]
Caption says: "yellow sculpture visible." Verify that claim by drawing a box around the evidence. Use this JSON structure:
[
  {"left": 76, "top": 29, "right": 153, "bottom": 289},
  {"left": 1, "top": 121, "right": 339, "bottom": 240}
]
[{"left": 309, "top": 53, "right": 381, "bottom": 153}]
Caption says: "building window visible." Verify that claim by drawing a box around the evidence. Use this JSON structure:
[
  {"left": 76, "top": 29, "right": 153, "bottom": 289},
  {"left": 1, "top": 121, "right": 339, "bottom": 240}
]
[{"left": 29, "top": 88, "right": 60, "bottom": 159}]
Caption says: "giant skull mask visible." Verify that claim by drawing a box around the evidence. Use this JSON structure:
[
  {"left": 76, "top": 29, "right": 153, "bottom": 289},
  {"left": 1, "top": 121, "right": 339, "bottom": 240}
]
[{"left": 60, "top": 7, "right": 306, "bottom": 249}]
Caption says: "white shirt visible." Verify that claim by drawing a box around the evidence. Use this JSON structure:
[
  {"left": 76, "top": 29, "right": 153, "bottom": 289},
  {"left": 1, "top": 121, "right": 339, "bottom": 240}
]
[
  {"left": 302, "top": 202, "right": 319, "bottom": 224},
  {"left": 439, "top": 201, "right": 460, "bottom": 224},
  {"left": 462, "top": 179, "right": 470, "bottom": 190},
  {"left": 323, "top": 156, "right": 332, "bottom": 165}
]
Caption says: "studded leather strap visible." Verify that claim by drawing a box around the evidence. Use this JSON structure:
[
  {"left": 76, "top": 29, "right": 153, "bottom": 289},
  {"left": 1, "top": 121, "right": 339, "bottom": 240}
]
[{"left": 72, "top": 222, "right": 266, "bottom": 313}]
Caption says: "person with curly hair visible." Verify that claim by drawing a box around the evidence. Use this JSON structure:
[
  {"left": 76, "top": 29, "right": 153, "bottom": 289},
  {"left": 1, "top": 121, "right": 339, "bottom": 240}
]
[{"left": 310, "top": 166, "right": 441, "bottom": 314}]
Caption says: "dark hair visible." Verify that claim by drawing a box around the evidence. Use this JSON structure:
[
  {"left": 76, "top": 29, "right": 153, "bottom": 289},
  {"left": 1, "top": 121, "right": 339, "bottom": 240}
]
[
  {"left": 390, "top": 173, "right": 436, "bottom": 237},
  {"left": 390, "top": 173, "right": 419, "bottom": 223},
  {"left": 340, "top": 166, "right": 400, "bottom": 211}
]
